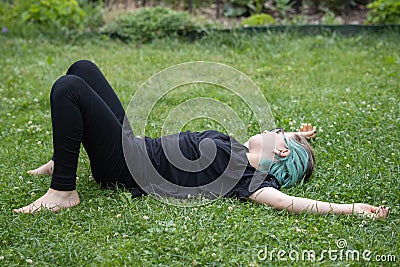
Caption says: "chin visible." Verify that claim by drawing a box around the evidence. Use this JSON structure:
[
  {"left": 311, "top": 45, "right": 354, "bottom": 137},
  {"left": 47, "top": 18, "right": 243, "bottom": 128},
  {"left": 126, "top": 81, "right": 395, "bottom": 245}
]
[{"left": 248, "top": 134, "right": 262, "bottom": 149}]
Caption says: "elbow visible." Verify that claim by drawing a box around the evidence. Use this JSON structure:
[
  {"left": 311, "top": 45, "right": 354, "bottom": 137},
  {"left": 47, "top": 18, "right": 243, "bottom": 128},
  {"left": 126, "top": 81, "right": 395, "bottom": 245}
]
[
  {"left": 274, "top": 195, "right": 298, "bottom": 212},
  {"left": 271, "top": 195, "right": 290, "bottom": 211},
  {"left": 252, "top": 187, "right": 294, "bottom": 211}
]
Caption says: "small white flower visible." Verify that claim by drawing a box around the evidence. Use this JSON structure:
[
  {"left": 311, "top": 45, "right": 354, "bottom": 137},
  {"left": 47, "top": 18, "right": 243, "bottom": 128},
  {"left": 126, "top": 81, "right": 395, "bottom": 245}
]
[
  {"left": 123, "top": 234, "right": 129, "bottom": 239},
  {"left": 211, "top": 253, "right": 216, "bottom": 258},
  {"left": 228, "top": 206, "right": 233, "bottom": 212},
  {"left": 26, "top": 259, "right": 33, "bottom": 264},
  {"left": 116, "top": 214, "right": 122, "bottom": 218},
  {"left": 143, "top": 215, "right": 149, "bottom": 220}
]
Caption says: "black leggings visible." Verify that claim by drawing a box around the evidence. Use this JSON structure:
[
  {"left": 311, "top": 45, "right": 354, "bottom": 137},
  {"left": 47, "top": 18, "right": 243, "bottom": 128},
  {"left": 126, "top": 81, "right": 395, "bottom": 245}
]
[{"left": 50, "top": 60, "right": 135, "bottom": 191}]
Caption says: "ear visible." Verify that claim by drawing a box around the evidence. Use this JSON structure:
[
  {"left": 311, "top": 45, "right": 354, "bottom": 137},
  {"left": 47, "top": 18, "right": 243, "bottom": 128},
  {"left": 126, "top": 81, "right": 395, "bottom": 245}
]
[{"left": 273, "top": 148, "right": 291, "bottom": 158}]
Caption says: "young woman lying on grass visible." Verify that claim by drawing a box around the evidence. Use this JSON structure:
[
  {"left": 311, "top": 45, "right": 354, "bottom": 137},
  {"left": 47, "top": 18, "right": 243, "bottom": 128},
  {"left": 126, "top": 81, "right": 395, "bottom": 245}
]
[{"left": 14, "top": 60, "right": 389, "bottom": 219}]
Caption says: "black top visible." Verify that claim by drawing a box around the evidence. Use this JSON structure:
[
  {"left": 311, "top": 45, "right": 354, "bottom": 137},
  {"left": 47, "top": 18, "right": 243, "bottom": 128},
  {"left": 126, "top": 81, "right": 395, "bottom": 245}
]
[{"left": 130, "top": 130, "right": 280, "bottom": 199}]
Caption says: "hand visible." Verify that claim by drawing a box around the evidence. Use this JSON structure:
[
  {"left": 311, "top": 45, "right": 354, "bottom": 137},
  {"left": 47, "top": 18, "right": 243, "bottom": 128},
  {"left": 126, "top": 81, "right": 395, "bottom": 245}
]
[
  {"left": 13, "top": 188, "right": 80, "bottom": 214},
  {"left": 353, "top": 203, "right": 389, "bottom": 219},
  {"left": 297, "top": 123, "right": 317, "bottom": 139}
]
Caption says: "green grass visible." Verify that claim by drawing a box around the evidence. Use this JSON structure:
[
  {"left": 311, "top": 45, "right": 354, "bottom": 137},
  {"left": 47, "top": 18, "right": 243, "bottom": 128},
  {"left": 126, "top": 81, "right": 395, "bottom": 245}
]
[{"left": 0, "top": 32, "right": 399, "bottom": 266}]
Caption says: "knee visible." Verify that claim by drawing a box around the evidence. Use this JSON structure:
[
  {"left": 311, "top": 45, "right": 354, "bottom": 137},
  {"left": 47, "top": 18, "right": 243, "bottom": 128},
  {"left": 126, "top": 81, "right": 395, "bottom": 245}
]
[
  {"left": 50, "top": 75, "right": 85, "bottom": 103},
  {"left": 67, "top": 60, "right": 97, "bottom": 75}
]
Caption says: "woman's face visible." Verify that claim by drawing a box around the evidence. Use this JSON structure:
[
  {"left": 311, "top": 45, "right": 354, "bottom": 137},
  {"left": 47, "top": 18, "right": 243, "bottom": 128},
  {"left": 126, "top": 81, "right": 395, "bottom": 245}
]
[{"left": 248, "top": 131, "right": 291, "bottom": 163}]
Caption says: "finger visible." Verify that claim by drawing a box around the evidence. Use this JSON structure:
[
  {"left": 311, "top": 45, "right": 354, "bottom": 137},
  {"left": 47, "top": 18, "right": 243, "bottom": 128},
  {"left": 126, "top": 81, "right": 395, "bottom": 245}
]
[
  {"left": 301, "top": 130, "right": 316, "bottom": 138},
  {"left": 375, "top": 208, "right": 384, "bottom": 219},
  {"left": 299, "top": 125, "right": 304, "bottom": 132},
  {"left": 307, "top": 123, "right": 312, "bottom": 131},
  {"left": 374, "top": 207, "right": 387, "bottom": 219},
  {"left": 377, "top": 207, "right": 389, "bottom": 219}
]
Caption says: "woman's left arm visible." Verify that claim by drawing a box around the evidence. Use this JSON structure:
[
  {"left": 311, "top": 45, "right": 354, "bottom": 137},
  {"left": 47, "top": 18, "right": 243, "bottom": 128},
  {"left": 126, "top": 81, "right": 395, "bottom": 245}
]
[{"left": 248, "top": 187, "right": 389, "bottom": 219}]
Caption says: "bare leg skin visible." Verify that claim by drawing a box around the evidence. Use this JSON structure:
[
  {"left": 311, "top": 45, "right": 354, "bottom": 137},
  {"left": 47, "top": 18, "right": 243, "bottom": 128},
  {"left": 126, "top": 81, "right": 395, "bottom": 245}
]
[
  {"left": 13, "top": 188, "right": 80, "bottom": 214},
  {"left": 28, "top": 160, "right": 54, "bottom": 176}
]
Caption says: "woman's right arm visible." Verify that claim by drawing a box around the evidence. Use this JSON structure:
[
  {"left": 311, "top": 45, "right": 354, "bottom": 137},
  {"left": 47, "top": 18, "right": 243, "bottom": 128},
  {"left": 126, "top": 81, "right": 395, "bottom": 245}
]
[{"left": 248, "top": 187, "right": 389, "bottom": 219}]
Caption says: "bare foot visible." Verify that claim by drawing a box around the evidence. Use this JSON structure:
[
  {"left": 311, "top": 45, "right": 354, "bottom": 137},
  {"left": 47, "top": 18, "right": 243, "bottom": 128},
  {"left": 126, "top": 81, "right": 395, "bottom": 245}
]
[
  {"left": 28, "top": 160, "right": 54, "bottom": 176},
  {"left": 13, "top": 188, "right": 80, "bottom": 214}
]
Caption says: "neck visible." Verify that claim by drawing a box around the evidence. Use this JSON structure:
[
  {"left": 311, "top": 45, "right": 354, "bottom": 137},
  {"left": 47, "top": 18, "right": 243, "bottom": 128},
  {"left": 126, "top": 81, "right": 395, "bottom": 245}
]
[{"left": 246, "top": 153, "right": 260, "bottom": 169}]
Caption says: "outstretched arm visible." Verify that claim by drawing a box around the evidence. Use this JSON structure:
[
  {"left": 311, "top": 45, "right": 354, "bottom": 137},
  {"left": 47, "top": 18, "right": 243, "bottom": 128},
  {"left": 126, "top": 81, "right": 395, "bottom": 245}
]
[{"left": 248, "top": 187, "right": 389, "bottom": 219}]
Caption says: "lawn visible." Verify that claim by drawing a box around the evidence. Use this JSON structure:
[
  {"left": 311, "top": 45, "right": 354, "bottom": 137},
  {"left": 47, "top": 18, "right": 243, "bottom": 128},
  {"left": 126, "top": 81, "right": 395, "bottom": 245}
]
[{"left": 0, "top": 32, "right": 399, "bottom": 266}]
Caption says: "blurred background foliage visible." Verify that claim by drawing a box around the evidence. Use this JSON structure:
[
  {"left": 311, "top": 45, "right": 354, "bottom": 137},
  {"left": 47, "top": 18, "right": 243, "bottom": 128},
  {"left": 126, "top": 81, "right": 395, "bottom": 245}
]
[{"left": 0, "top": 0, "right": 398, "bottom": 41}]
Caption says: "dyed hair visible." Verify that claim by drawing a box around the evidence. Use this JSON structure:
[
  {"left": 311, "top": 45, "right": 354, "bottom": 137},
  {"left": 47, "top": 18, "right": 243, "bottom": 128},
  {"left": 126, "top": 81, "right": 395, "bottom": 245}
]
[{"left": 258, "top": 135, "right": 315, "bottom": 188}]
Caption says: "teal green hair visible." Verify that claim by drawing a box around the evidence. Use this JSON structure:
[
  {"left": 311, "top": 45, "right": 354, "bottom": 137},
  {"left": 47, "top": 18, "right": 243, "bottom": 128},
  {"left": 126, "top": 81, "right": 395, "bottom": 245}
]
[{"left": 258, "top": 139, "right": 310, "bottom": 188}]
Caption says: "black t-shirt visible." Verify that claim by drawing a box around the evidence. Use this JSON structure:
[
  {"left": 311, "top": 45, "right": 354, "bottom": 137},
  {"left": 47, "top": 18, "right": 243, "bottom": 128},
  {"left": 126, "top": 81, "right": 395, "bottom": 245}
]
[{"left": 130, "top": 130, "right": 280, "bottom": 199}]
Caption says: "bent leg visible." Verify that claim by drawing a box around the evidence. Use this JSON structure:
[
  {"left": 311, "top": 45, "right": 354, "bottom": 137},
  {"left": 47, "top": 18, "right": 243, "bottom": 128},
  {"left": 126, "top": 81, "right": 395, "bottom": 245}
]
[
  {"left": 50, "top": 75, "right": 134, "bottom": 191},
  {"left": 66, "top": 60, "right": 126, "bottom": 125},
  {"left": 49, "top": 60, "right": 134, "bottom": 166}
]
